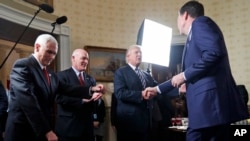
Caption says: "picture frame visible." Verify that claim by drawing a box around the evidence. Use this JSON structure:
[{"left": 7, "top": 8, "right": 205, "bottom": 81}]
[
  {"left": 24, "top": 0, "right": 53, "bottom": 7},
  {"left": 84, "top": 46, "right": 126, "bottom": 82}
]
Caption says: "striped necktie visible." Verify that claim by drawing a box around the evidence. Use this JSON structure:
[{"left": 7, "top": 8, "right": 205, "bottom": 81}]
[{"left": 135, "top": 68, "right": 146, "bottom": 88}]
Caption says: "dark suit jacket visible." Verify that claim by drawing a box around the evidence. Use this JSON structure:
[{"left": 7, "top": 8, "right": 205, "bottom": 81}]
[
  {"left": 55, "top": 68, "right": 96, "bottom": 138},
  {"left": 4, "top": 55, "right": 91, "bottom": 141},
  {"left": 93, "top": 99, "right": 105, "bottom": 123},
  {"left": 110, "top": 93, "right": 117, "bottom": 127},
  {"left": 180, "top": 16, "right": 249, "bottom": 129},
  {"left": 114, "top": 64, "right": 158, "bottom": 133},
  {"left": 0, "top": 82, "right": 8, "bottom": 134}
]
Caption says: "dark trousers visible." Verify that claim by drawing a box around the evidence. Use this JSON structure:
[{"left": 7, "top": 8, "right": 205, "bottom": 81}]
[
  {"left": 116, "top": 129, "right": 148, "bottom": 141},
  {"left": 186, "top": 124, "right": 230, "bottom": 141},
  {"left": 94, "top": 135, "right": 103, "bottom": 141},
  {"left": 58, "top": 135, "right": 94, "bottom": 141}
]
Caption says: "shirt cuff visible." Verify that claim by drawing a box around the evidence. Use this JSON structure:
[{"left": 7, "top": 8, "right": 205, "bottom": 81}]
[
  {"left": 156, "top": 86, "right": 161, "bottom": 94},
  {"left": 183, "top": 72, "right": 187, "bottom": 81}
]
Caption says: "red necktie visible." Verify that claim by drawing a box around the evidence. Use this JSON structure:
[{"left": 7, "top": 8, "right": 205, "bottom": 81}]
[
  {"left": 43, "top": 68, "right": 50, "bottom": 85},
  {"left": 79, "top": 73, "right": 84, "bottom": 86}
]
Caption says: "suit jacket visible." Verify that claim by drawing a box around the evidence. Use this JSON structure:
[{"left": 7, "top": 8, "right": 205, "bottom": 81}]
[
  {"left": 180, "top": 16, "right": 249, "bottom": 129},
  {"left": 110, "top": 93, "right": 117, "bottom": 127},
  {"left": 93, "top": 99, "right": 106, "bottom": 136},
  {"left": 0, "top": 82, "right": 8, "bottom": 133},
  {"left": 55, "top": 67, "right": 96, "bottom": 138},
  {"left": 114, "top": 64, "right": 158, "bottom": 133},
  {"left": 4, "top": 55, "right": 91, "bottom": 141},
  {"left": 93, "top": 99, "right": 105, "bottom": 123}
]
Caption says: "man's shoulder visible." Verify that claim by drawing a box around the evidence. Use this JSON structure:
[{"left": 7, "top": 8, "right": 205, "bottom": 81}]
[
  {"left": 85, "top": 73, "right": 95, "bottom": 80},
  {"left": 56, "top": 68, "right": 74, "bottom": 78},
  {"left": 57, "top": 67, "right": 73, "bottom": 73},
  {"left": 12, "top": 56, "right": 36, "bottom": 69},
  {"left": 117, "top": 65, "right": 130, "bottom": 71}
]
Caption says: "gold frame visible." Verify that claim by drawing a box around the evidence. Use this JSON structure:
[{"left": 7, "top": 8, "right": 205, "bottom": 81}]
[
  {"left": 24, "top": 0, "right": 53, "bottom": 7},
  {"left": 84, "top": 46, "right": 126, "bottom": 82}
]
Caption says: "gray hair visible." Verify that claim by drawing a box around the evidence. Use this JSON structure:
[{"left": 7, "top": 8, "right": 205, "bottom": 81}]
[
  {"left": 34, "top": 34, "right": 58, "bottom": 48},
  {"left": 126, "top": 44, "right": 141, "bottom": 63}
]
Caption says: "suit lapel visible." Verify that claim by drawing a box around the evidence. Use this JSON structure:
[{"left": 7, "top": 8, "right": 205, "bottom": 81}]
[
  {"left": 181, "top": 31, "right": 192, "bottom": 71},
  {"left": 68, "top": 68, "right": 81, "bottom": 84},
  {"left": 128, "top": 65, "right": 145, "bottom": 89},
  {"left": 29, "top": 55, "right": 51, "bottom": 93}
]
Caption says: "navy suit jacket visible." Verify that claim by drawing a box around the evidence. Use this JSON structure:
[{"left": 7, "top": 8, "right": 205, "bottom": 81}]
[
  {"left": 114, "top": 64, "right": 158, "bottom": 133},
  {"left": 55, "top": 68, "right": 96, "bottom": 138},
  {"left": 180, "top": 16, "right": 249, "bottom": 129},
  {"left": 5, "top": 55, "right": 91, "bottom": 141}
]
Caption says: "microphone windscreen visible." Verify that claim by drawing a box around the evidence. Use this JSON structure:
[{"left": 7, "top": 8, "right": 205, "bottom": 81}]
[
  {"left": 56, "top": 16, "right": 68, "bottom": 24},
  {"left": 39, "top": 4, "right": 54, "bottom": 13}
]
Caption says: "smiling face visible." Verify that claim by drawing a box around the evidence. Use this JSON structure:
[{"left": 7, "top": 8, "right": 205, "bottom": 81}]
[
  {"left": 71, "top": 49, "right": 89, "bottom": 72},
  {"left": 34, "top": 40, "right": 58, "bottom": 66}
]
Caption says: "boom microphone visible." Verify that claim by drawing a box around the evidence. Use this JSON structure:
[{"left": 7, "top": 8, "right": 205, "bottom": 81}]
[
  {"left": 39, "top": 4, "right": 54, "bottom": 13},
  {"left": 51, "top": 16, "right": 68, "bottom": 33},
  {"left": 54, "top": 16, "right": 67, "bottom": 25},
  {"left": 0, "top": 4, "right": 54, "bottom": 69}
]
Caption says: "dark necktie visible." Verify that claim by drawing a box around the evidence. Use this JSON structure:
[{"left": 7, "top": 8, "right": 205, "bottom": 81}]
[
  {"left": 135, "top": 68, "right": 146, "bottom": 88},
  {"left": 42, "top": 68, "right": 50, "bottom": 85},
  {"left": 78, "top": 73, "right": 84, "bottom": 86}
]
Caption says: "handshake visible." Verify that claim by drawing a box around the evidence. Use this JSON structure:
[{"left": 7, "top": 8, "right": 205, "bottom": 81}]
[
  {"left": 142, "top": 87, "right": 158, "bottom": 100},
  {"left": 83, "top": 84, "right": 106, "bottom": 103}
]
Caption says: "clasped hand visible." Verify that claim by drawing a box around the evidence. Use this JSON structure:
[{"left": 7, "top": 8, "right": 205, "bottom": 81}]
[
  {"left": 171, "top": 72, "right": 185, "bottom": 87},
  {"left": 142, "top": 87, "right": 158, "bottom": 100},
  {"left": 83, "top": 84, "right": 105, "bottom": 103}
]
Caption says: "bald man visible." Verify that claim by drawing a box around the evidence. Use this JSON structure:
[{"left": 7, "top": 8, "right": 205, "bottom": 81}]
[
  {"left": 55, "top": 49, "right": 104, "bottom": 141},
  {"left": 5, "top": 35, "right": 104, "bottom": 141}
]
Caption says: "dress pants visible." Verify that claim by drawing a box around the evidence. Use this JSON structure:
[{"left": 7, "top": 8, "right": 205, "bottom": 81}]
[
  {"left": 116, "top": 129, "right": 148, "bottom": 141},
  {"left": 186, "top": 124, "right": 230, "bottom": 141}
]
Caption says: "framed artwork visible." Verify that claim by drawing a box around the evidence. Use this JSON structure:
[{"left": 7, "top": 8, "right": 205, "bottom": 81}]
[
  {"left": 24, "top": 0, "right": 53, "bottom": 7},
  {"left": 84, "top": 46, "right": 126, "bottom": 82}
]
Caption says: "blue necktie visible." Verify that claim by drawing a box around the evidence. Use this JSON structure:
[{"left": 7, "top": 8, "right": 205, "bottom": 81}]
[{"left": 135, "top": 68, "right": 146, "bottom": 88}]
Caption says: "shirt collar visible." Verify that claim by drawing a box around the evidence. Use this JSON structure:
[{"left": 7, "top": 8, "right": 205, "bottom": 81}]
[
  {"left": 32, "top": 54, "right": 45, "bottom": 69},
  {"left": 128, "top": 63, "right": 137, "bottom": 71},
  {"left": 72, "top": 66, "right": 82, "bottom": 76}
]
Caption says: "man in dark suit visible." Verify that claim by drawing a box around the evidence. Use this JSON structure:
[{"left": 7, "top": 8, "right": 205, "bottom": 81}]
[
  {"left": 4, "top": 34, "right": 104, "bottom": 141},
  {"left": 55, "top": 48, "right": 103, "bottom": 141},
  {"left": 93, "top": 98, "right": 106, "bottom": 141},
  {"left": 0, "top": 82, "right": 8, "bottom": 141},
  {"left": 114, "top": 45, "right": 164, "bottom": 141},
  {"left": 148, "top": 1, "right": 249, "bottom": 141},
  {"left": 110, "top": 93, "right": 117, "bottom": 132}
]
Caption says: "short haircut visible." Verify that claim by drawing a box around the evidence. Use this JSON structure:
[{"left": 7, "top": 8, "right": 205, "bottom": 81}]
[
  {"left": 34, "top": 34, "right": 58, "bottom": 48},
  {"left": 179, "top": 0, "right": 204, "bottom": 18}
]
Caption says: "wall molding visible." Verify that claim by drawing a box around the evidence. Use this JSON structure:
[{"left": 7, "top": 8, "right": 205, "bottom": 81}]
[{"left": 0, "top": 2, "right": 71, "bottom": 71}]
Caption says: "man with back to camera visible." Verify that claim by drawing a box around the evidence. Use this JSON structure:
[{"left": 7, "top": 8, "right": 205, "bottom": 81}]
[
  {"left": 146, "top": 1, "right": 249, "bottom": 141},
  {"left": 0, "top": 82, "right": 8, "bottom": 141}
]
